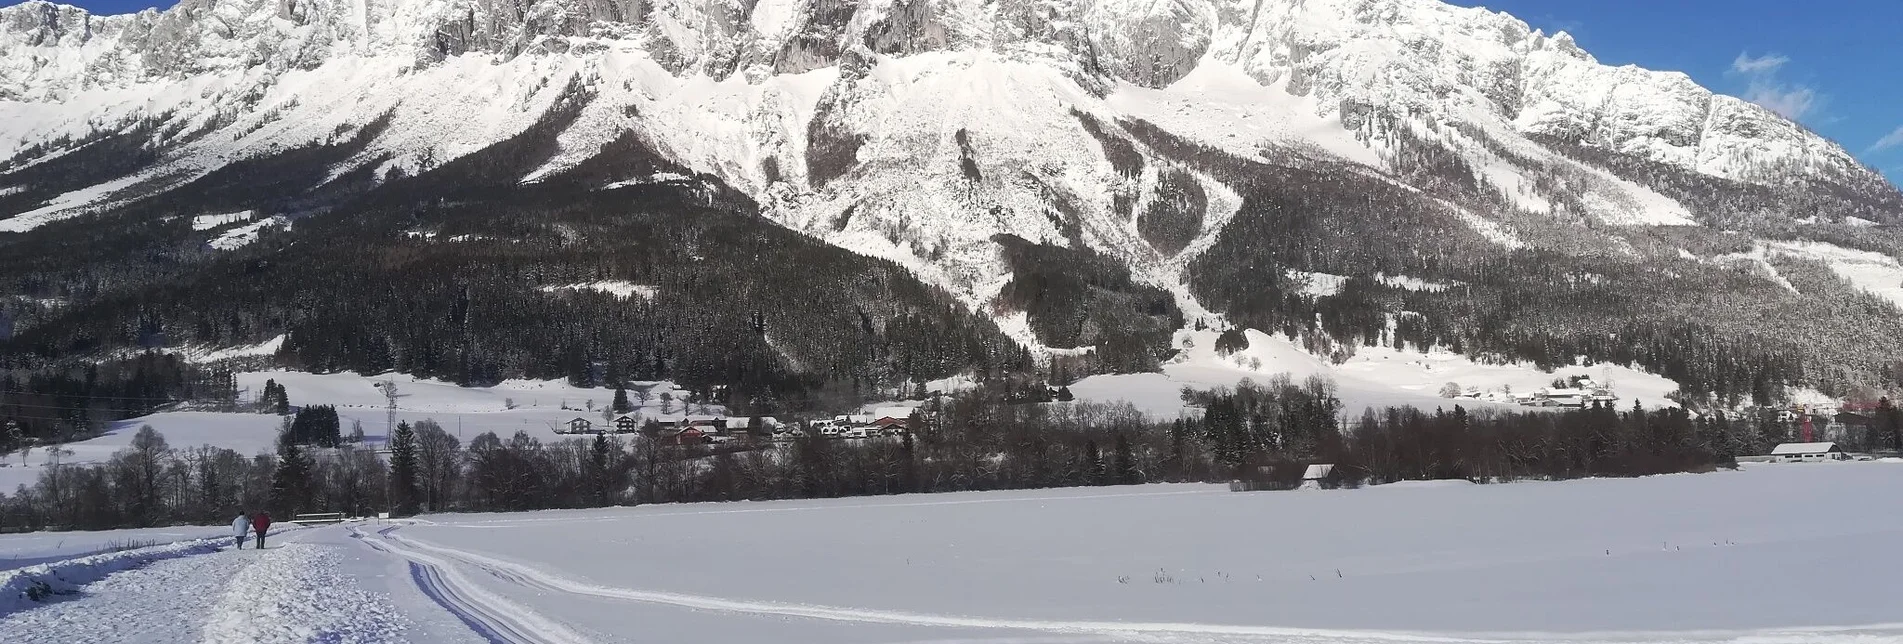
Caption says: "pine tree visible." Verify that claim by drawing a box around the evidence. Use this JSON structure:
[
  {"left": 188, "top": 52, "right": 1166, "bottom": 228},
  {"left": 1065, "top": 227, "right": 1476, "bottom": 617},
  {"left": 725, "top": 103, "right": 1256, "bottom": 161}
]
[
  {"left": 1056, "top": 386, "right": 1074, "bottom": 402},
  {"left": 390, "top": 421, "right": 420, "bottom": 515},
  {"left": 612, "top": 383, "right": 632, "bottom": 414},
  {"left": 269, "top": 431, "right": 313, "bottom": 517},
  {"left": 1113, "top": 432, "right": 1138, "bottom": 485}
]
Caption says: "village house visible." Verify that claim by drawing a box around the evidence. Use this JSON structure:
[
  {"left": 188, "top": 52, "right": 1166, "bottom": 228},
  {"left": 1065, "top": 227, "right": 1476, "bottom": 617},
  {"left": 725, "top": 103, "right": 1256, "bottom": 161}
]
[
  {"left": 1520, "top": 383, "right": 1617, "bottom": 409},
  {"left": 664, "top": 427, "right": 706, "bottom": 446},
  {"left": 869, "top": 406, "right": 916, "bottom": 435}
]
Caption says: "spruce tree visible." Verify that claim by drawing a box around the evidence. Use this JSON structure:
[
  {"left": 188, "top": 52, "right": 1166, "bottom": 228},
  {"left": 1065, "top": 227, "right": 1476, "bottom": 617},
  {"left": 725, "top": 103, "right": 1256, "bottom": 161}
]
[
  {"left": 267, "top": 380, "right": 290, "bottom": 415},
  {"left": 1084, "top": 439, "right": 1107, "bottom": 485},
  {"left": 1113, "top": 432, "right": 1138, "bottom": 485},
  {"left": 588, "top": 432, "right": 616, "bottom": 505},
  {"left": 612, "top": 383, "right": 632, "bottom": 414},
  {"left": 269, "top": 431, "right": 313, "bottom": 517},
  {"left": 390, "top": 421, "right": 421, "bottom": 515}
]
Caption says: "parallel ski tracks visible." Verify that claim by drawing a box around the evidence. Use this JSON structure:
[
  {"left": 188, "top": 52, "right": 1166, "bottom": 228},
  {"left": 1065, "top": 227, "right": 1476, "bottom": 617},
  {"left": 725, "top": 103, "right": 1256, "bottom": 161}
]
[
  {"left": 356, "top": 526, "right": 1903, "bottom": 644},
  {"left": 349, "top": 526, "right": 596, "bottom": 644}
]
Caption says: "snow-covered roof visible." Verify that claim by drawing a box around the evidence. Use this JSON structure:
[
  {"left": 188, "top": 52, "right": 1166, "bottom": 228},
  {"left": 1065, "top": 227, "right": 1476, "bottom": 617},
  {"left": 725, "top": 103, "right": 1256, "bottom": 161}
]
[
  {"left": 1770, "top": 442, "right": 1840, "bottom": 455},
  {"left": 871, "top": 406, "right": 917, "bottom": 420},
  {"left": 1302, "top": 464, "right": 1335, "bottom": 480}
]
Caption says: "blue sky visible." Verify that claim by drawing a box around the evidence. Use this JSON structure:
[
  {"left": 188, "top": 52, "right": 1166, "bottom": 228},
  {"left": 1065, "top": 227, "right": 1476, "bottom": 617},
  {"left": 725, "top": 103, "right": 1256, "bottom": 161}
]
[
  {"left": 16, "top": 0, "right": 1902, "bottom": 184},
  {"left": 1446, "top": 0, "right": 1902, "bottom": 185}
]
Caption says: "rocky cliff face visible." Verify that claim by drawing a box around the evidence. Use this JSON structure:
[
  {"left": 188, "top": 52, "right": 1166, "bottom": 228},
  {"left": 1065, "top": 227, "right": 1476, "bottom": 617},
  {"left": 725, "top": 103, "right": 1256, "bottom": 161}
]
[{"left": 1, "top": 0, "right": 1885, "bottom": 191}]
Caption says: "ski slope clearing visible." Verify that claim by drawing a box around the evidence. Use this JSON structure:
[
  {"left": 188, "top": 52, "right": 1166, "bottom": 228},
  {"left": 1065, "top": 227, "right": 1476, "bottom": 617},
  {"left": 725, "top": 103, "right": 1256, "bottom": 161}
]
[{"left": 372, "top": 464, "right": 1903, "bottom": 642}]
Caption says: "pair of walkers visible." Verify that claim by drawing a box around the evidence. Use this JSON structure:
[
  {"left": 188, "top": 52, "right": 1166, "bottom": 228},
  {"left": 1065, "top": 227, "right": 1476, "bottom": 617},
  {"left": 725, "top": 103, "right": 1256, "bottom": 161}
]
[{"left": 231, "top": 511, "right": 273, "bottom": 549}]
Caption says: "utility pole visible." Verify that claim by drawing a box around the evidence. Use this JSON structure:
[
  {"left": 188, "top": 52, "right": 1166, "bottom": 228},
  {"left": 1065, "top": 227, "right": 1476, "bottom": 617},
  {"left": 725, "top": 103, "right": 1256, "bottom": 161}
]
[{"left": 383, "top": 379, "right": 400, "bottom": 439}]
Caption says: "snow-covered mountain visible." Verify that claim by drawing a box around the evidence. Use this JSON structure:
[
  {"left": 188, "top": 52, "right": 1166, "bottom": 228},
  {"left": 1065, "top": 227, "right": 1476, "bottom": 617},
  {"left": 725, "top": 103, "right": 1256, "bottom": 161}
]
[{"left": 2, "top": 0, "right": 1901, "bottom": 398}]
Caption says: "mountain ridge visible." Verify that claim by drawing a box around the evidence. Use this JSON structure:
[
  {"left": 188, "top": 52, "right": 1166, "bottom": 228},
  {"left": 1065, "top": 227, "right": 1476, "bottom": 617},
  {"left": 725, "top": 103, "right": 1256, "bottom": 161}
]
[{"left": 2, "top": 0, "right": 1901, "bottom": 407}]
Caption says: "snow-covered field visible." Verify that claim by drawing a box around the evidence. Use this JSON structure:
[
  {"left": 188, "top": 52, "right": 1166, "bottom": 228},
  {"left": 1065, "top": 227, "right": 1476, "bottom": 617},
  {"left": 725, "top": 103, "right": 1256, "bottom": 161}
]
[
  {"left": 2, "top": 463, "right": 1900, "bottom": 643},
  {"left": 0, "top": 371, "right": 705, "bottom": 492},
  {"left": 1069, "top": 329, "right": 1681, "bottom": 419}
]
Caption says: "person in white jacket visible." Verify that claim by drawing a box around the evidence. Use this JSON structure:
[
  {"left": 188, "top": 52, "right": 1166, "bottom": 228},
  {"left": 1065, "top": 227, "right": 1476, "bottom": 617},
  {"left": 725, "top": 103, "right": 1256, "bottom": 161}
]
[{"left": 232, "top": 512, "right": 251, "bottom": 549}]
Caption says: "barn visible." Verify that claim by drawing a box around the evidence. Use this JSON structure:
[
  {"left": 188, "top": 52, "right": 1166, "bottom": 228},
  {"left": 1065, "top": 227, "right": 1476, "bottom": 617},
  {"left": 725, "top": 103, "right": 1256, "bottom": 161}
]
[{"left": 1769, "top": 442, "right": 1848, "bottom": 463}]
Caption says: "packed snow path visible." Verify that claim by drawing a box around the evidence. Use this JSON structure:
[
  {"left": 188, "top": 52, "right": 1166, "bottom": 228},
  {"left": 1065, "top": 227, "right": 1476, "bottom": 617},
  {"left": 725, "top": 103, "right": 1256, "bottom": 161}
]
[
  {"left": 0, "top": 540, "right": 249, "bottom": 643},
  {"left": 0, "top": 529, "right": 407, "bottom": 643}
]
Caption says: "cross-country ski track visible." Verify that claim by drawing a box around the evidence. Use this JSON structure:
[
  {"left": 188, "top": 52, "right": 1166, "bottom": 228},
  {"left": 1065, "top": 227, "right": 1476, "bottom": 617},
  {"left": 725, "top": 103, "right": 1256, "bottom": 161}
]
[
  {"left": 348, "top": 525, "right": 596, "bottom": 644},
  {"left": 348, "top": 524, "right": 1903, "bottom": 644}
]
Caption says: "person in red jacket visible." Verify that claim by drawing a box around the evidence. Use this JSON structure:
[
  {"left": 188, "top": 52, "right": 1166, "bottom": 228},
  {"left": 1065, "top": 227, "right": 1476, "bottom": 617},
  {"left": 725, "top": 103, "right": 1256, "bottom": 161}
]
[{"left": 252, "top": 511, "right": 273, "bottom": 549}]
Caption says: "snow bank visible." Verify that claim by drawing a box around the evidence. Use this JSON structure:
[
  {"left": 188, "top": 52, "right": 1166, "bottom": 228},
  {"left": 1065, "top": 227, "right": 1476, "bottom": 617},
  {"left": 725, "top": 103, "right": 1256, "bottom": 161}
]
[
  {"left": 0, "top": 526, "right": 232, "bottom": 571},
  {"left": 0, "top": 538, "right": 221, "bottom": 614}
]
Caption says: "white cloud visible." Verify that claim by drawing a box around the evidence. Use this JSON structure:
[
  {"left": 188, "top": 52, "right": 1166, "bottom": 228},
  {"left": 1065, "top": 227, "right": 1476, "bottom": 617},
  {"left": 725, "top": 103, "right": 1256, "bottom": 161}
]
[
  {"left": 1728, "top": 51, "right": 1819, "bottom": 121},
  {"left": 1872, "top": 126, "right": 1903, "bottom": 153},
  {"left": 1744, "top": 83, "right": 1818, "bottom": 120},
  {"left": 1731, "top": 52, "right": 1788, "bottom": 75}
]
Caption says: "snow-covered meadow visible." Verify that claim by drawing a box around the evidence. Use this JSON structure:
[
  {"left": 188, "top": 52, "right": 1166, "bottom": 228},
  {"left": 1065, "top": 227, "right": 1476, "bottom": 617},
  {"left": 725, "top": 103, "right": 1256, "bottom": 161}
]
[
  {"left": 2, "top": 463, "right": 1899, "bottom": 642},
  {"left": 1068, "top": 329, "right": 1682, "bottom": 419},
  {"left": 370, "top": 463, "right": 1903, "bottom": 643},
  {"left": 0, "top": 371, "right": 705, "bottom": 492}
]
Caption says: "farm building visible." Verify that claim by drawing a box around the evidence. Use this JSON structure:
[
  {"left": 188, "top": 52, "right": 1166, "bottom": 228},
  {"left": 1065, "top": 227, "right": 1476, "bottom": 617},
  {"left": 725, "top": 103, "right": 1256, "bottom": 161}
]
[
  {"left": 1769, "top": 442, "right": 1848, "bottom": 463},
  {"left": 1300, "top": 464, "right": 1336, "bottom": 490}
]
